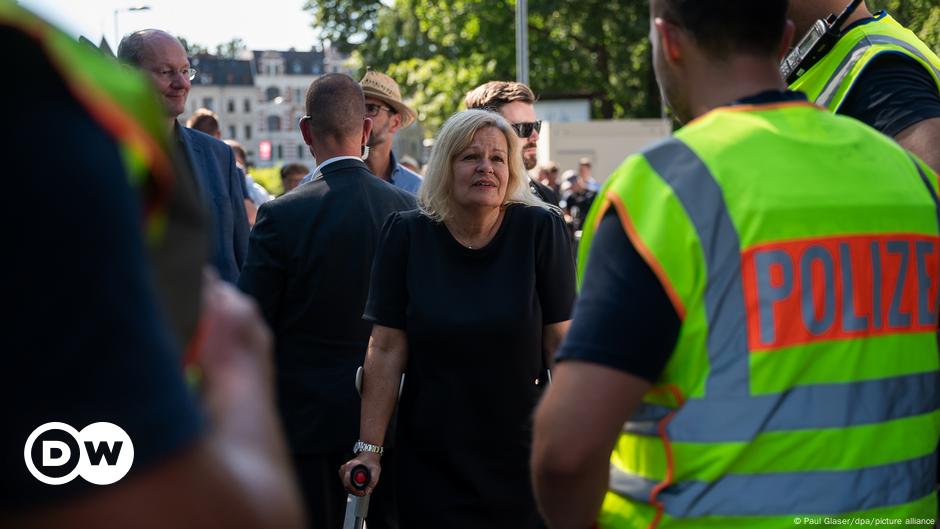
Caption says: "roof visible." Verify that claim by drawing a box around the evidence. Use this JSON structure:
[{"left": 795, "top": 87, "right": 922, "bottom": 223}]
[
  {"left": 253, "top": 49, "right": 326, "bottom": 76},
  {"left": 190, "top": 55, "right": 254, "bottom": 86}
]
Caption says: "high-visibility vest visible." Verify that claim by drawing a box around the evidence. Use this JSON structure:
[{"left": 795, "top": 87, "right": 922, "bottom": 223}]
[
  {"left": 789, "top": 12, "right": 940, "bottom": 113},
  {"left": 2, "top": 2, "right": 206, "bottom": 351},
  {"left": 577, "top": 100, "right": 940, "bottom": 528}
]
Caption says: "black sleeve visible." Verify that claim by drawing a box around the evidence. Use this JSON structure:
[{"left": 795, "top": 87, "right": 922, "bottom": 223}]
[
  {"left": 838, "top": 53, "right": 940, "bottom": 137},
  {"left": 238, "top": 202, "right": 286, "bottom": 328},
  {"left": 227, "top": 147, "right": 250, "bottom": 271},
  {"left": 2, "top": 32, "right": 202, "bottom": 510},
  {"left": 556, "top": 210, "right": 680, "bottom": 382},
  {"left": 536, "top": 210, "right": 577, "bottom": 323},
  {"left": 363, "top": 212, "right": 410, "bottom": 329}
]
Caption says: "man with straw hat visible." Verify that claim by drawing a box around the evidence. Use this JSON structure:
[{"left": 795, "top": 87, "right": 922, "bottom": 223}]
[{"left": 359, "top": 70, "right": 423, "bottom": 193}]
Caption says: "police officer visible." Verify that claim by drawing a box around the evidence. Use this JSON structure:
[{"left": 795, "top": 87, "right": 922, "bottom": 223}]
[
  {"left": 1, "top": 4, "right": 303, "bottom": 527},
  {"left": 531, "top": 0, "right": 940, "bottom": 527},
  {"left": 786, "top": 0, "right": 940, "bottom": 174}
]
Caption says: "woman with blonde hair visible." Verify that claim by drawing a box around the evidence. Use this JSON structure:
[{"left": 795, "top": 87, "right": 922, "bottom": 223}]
[{"left": 341, "top": 109, "right": 575, "bottom": 528}]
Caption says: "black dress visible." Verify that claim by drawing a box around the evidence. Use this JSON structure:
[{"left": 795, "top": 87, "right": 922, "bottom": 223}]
[{"left": 364, "top": 204, "right": 576, "bottom": 529}]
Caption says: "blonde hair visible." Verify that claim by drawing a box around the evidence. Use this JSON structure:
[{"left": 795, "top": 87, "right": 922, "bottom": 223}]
[{"left": 419, "top": 109, "right": 554, "bottom": 223}]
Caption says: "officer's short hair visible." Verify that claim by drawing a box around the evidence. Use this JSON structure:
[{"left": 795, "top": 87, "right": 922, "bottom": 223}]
[{"left": 657, "top": 0, "right": 788, "bottom": 57}]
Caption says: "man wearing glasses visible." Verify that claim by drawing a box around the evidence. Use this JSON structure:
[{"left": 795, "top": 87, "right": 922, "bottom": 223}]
[
  {"left": 464, "top": 81, "right": 560, "bottom": 207},
  {"left": 119, "top": 29, "right": 249, "bottom": 284},
  {"left": 360, "top": 70, "right": 423, "bottom": 193}
]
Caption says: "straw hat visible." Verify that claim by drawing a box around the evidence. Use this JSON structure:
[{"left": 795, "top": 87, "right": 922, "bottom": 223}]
[{"left": 359, "top": 70, "right": 418, "bottom": 128}]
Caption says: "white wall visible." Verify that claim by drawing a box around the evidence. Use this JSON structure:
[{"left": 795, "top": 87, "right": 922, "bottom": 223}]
[{"left": 538, "top": 119, "right": 672, "bottom": 184}]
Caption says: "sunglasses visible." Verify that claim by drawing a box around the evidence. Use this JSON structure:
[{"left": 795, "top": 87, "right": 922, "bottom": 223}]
[{"left": 511, "top": 120, "right": 542, "bottom": 138}]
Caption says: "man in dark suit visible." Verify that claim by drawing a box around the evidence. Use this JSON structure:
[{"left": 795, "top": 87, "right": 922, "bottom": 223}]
[
  {"left": 118, "top": 29, "right": 249, "bottom": 283},
  {"left": 238, "top": 74, "right": 415, "bottom": 529}
]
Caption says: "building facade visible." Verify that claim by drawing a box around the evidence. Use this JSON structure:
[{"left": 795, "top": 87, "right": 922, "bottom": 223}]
[{"left": 184, "top": 47, "right": 352, "bottom": 167}]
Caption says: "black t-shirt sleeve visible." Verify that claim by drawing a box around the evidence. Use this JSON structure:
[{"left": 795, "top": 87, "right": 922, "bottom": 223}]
[
  {"left": 556, "top": 210, "right": 680, "bottom": 382},
  {"left": 838, "top": 53, "right": 940, "bottom": 137},
  {"left": 363, "top": 212, "right": 410, "bottom": 329},
  {"left": 536, "top": 209, "right": 577, "bottom": 323},
  {"left": 3, "top": 30, "right": 202, "bottom": 510}
]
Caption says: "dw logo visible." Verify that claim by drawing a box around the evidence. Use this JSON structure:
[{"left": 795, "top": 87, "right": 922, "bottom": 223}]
[{"left": 24, "top": 422, "right": 134, "bottom": 485}]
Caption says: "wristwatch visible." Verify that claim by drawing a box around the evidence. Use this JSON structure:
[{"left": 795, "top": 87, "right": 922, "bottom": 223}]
[{"left": 353, "top": 440, "right": 384, "bottom": 455}]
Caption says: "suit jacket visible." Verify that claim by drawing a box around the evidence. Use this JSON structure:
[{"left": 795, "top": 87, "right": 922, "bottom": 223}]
[
  {"left": 177, "top": 123, "right": 249, "bottom": 283},
  {"left": 238, "top": 158, "right": 416, "bottom": 453}
]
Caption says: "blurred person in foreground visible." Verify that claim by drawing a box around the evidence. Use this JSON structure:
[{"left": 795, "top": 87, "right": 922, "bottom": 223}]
[
  {"left": 1, "top": 4, "right": 303, "bottom": 528},
  {"left": 531, "top": 0, "right": 940, "bottom": 527},
  {"left": 340, "top": 109, "right": 575, "bottom": 529},
  {"left": 239, "top": 73, "right": 414, "bottom": 529}
]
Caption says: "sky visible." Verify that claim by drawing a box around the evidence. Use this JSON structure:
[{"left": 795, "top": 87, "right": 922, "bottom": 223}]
[{"left": 19, "top": 0, "right": 323, "bottom": 51}]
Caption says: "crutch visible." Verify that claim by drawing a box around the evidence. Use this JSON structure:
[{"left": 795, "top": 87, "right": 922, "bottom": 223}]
[{"left": 342, "top": 465, "right": 372, "bottom": 529}]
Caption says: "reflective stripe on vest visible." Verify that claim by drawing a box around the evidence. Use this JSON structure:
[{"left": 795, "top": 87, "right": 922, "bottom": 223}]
[
  {"left": 816, "top": 35, "right": 940, "bottom": 110},
  {"left": 581, "top": 104, "right": 940, "bottom": 527},
  {"left": 789, "top": 14, "right": 940, "bottom": 113}
]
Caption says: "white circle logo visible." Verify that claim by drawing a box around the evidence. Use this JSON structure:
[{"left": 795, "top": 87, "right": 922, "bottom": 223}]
[{"left": 24, "top": 422, "right": 134, "bottom": 485}]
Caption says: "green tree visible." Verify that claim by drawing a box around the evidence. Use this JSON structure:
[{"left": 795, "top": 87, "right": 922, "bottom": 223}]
[
  {"left": 869, "top": 0, "right": 940, "bottom": 49},
  {"left": 178, "top": 37, "right": 209, "bottom": 55},
  {"left": 215, "top": 38, "right": 247, "bottom": 59},
  {"left": 304, "top": 0, "right": 660, "bottom": 134}
]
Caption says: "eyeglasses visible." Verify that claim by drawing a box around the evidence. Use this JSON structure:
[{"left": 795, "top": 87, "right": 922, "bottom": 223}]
[
  {"left": 511, "top": 120, "right": 542, "bottom": 138},
  {"left": 152, "top": 67, "right": 197, "bottom": 81},
  {"left": 365, "top": 103, "right": 394, "bottom": 117}
]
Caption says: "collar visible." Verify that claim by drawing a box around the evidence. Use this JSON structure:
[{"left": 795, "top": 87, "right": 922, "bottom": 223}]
[
  {"left": 730, "top": 90, "right": 808, "bottom": 107},
  {"left": 312, "top": 155, "right": 364, "bottom": 179},
  {"left": 841, "top": 10, "right": 887, "bottom": 35}
]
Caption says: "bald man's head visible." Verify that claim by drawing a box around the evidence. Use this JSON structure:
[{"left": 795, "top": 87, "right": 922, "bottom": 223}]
[
  {"left": 119, "top": 30, "right": 192, "bottom": 118},
  {"left": 303, "top": 73, "right": 366, "bottom": 143}
]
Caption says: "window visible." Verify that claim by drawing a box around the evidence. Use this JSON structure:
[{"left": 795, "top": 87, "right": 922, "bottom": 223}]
[
  {"left": 297, "top": 145, "right": 304, "bottom": 159},
  {"left": 312, "top": 64, "right": 321, "bottom": 74},
  {"left": 228, "top": 126, "right": 236, "bottom": 139},
  {"left": 244, "top": 124, "right": 252, "bottom": 140},
  {"left": 227, "top": 99, "right": 235, "bottom": 113},
  {"left": 202, "top": 97, "right": 214, "bottom": 110},
  {"left": 265, "top": 86, "right": 281, "bottom": 101},
  {"left": 276, "top": 144, "right": 283, "bottom": 160},
  {"left": 292, "top": 62, "right": 301, "bottom": 74},
  {"left": 267, "top": 116, "right": 282, "bottom": 132},
  {"left": 295, "top": 88, "right": 303, "bottom": 103},
  {"left": 244, "top": 98, "right": 251, "bottom": 113}
]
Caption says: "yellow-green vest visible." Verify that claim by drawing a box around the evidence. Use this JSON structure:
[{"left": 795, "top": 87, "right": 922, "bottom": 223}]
[
  {"left": 2, "top": 2, "right": 206, "bottom": 354},
  {"left": 789, "top": 13, "right": 940, "bottom": 113},
  {"left": 578, "top": 100, "right": 940, "bottom": 528}
]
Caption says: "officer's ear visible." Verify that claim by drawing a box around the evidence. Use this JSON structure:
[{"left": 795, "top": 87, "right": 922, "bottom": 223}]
[
  {"left": 654, "top": 17, "right": 683, "bottom": 65},
  {"left": 778, "top": 20, "right": 796, "bottom": 62}
]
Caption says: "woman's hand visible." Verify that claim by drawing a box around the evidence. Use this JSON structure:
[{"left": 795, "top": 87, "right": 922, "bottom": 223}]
[{"left": 339, "top": 452, "right": 383, "bottom": 496}]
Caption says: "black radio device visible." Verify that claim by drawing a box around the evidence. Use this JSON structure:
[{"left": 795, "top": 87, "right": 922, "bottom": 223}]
[{"left": 780, "top": 0, "right": 864, "bottom": 84}]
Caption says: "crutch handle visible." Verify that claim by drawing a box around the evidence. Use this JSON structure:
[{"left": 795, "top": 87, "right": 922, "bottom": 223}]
[{"left": 350, "top": 464, "right": 371, "bottom": 491}]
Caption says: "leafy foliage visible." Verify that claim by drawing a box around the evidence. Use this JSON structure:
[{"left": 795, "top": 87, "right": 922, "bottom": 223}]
[
  {"left": 304, "top": 0, "right": 661, "bottom": 133},
  {"left": 869, "top": 0, "right": 940, "bottom": 49},
  {"left": 304, "top": 0, "right": 939, "bottom": 135}
]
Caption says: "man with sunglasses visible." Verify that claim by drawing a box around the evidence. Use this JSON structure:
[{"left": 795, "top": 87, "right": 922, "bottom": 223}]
[
  {"left": 361, "top": 70, "right": 423, "bottom": 193},
  {"left": 119, "top": 29, "right": 249, "bottom": 284},
  {"left": 464, "top": 81, "right": 560, "bottom": 207}
]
